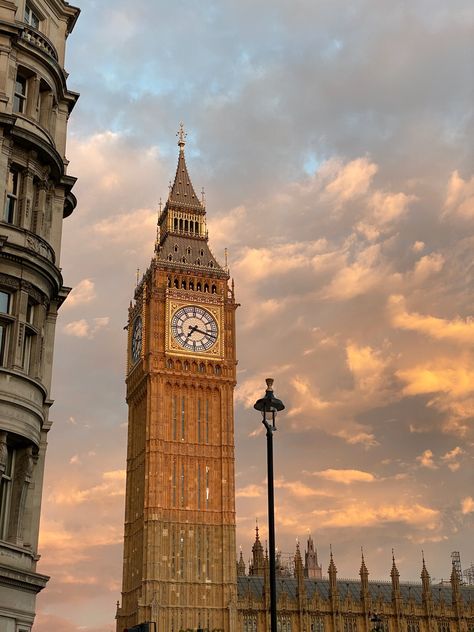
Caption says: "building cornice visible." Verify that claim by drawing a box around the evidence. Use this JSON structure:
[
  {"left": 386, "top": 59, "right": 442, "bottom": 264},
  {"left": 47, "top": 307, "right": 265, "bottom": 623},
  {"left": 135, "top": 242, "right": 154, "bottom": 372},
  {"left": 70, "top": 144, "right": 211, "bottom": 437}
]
[{"left": 0, "top": 562, "right": 49, "bottom": 594}]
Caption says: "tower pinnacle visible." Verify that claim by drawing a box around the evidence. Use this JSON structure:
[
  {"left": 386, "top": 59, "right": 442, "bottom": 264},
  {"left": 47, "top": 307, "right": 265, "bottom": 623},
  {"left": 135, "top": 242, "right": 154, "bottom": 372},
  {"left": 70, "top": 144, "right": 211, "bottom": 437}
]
[{"left": 177, "top": 121, "right": 187, "bottom": 150}]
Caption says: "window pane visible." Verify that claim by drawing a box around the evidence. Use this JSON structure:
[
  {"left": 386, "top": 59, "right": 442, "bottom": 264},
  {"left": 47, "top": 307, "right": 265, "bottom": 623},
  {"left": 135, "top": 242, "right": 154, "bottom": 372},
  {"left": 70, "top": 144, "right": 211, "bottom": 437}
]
[
  {"left": 0, "top": 324, "right": 5, "bottom": 364},
  {"left": 0, "top": 292, "right": 9, "bottom": 313}
]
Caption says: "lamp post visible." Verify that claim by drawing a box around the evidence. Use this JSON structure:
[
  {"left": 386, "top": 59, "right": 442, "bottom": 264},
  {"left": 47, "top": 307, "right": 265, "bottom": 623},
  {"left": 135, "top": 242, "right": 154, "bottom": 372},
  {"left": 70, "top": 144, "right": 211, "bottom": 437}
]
[{"left": 254, "top": 378, "right": 285, "bottom": 632}]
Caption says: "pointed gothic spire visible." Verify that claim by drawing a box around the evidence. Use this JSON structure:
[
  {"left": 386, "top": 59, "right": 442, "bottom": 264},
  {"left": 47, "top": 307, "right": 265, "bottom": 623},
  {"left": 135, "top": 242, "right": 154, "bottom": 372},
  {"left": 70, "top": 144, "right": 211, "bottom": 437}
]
[
  {"left": 451, "top": 560, "right": 461, "bottom": 605},
  {"left": 391, "top": 550, "right": 401, "bottom": 597},
  {"left": 237, "top": 548, "right": 246, "bottom": 576},
  {"left": 250, "top": 520, "right": 265, "bottom": 576},
  {"left": 360, "top": 548, "right": 369, "bottom": 577},
  {"left": 328, "top": 546, "right": 338, "bottom": 598},
  {"left": 167, "top": 123, "right": 202, "bottom": 211},
  {"left": 360, "top": 548, "right": 369, "bottom": 598},
  {"left": 421, "top": 551, "right": 433, "bottom": 608}
]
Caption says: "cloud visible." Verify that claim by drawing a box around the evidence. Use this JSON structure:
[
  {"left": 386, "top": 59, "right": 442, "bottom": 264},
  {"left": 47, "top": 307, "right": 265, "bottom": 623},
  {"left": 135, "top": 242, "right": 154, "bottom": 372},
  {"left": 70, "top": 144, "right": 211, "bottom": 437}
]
[
  {"left": 416, "top": 449, "right": 437, "bottom": 469},
  {"left": 275, "top": 478, "right": 331, "bottom": 498},
  {"left": 63, "top": 317, "right": 110, "bottom": 339},
  {"left": 411, "top": 253, "right": 445, "bottom": 283},
  {"left": 389, "top": 295, "right": 474, "bottom": 344},
  {"left": 236, "top": 484, "right": 264, "bottom": 498},
  {"left": 461, "top": 497, "right": 474, "bottom": 514},
  {"left": 321, "top": 243, "right": 399, "bottom": 301},
  {"left": 323, "top": 157, "right": 378, "bottom": 205},
  {"left": 346, "top": 342, "right": 389, "bottom": 395},
  {"left": 441, "top": 446, "right": 464, "bottom": 471},
  {"left": 47, "top": 470, "right": 126, "bottom": 506},
  {"left": 396, "top": 357, "right": 474, "bottom": 398},
  {"left": 93, "top": 208, "right": 156, "bottom": 244},
  {"left": 313, "top": 503, "right": 440, "bottom": 529},
  {"left": 444, "top": 170, "right": 474, "bottom": 218},
  {"left": 310, "top": 469, "right": 376, "bottom": 484},
  {"left": 64, "top": 279, "right": 96, "bottom": 308}
]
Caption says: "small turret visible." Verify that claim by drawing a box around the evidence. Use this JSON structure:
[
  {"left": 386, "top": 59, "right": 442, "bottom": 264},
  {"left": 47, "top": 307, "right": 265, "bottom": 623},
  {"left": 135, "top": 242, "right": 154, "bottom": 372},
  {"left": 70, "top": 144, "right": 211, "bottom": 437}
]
[
  {"left": 391, "top": 550, "right": 400, "bottom": 597},
  {"left": 421, "top": 553, "right": 433, "bottom": 614},
  {"left": 451, "top": 560, "right": 461, "bottom": 606},
  {"left": 305, "top": 535, "right": 322, "bottom": 579},
  {"left": 249, "top": 523, "right": 265, "bottom": 576},
  {"left": 237, "top": 548, "right": 246, "bottom": 577},
  {"left": 328, "top": 547, "right": 338, "bottom": 599},
  {"left": 360, "top": 549, "right": 369, "bottom": 600}
]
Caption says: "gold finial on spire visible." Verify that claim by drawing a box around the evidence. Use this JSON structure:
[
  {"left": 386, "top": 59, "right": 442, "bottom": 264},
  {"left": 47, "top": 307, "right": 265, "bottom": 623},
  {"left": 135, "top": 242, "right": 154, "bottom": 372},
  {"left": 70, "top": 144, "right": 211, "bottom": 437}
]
[
  {"left": 224, "top": 247, "right": 229, "bottom": 271},
  {"left": 201, "top": 186, "right": 206, "bottom": 205},
  {"left": 177, "top": 122, "right": 187, "bottom": 150},
  {"left": 136, "top": 268, "right": 140, "bottom": 286},
  {"left": 159, "top": 197, "right": 163, "bottom": 213}
]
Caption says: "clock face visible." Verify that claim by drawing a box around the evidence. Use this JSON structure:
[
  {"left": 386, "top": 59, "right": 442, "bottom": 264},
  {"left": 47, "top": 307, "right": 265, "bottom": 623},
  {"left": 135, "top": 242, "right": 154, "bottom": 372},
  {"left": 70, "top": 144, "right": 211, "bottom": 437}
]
[
  {"left": 131, "top": 316, "right": 142, "bottom": 362},
  {"left": 171, "top": 305, "right": 218, "bottom": 353}
]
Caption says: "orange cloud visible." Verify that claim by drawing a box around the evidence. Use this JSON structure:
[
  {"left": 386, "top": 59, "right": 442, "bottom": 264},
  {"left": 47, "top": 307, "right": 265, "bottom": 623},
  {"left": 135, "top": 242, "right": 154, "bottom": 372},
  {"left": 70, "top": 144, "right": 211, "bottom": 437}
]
[
  {"left": 324, "top": 157, "right": 378, "bottom": 203},
  {"left": 416, "top": 449, "right": 437, "bottom": 469},
  {"left": 64, "top": 279, "right": 96, "bottom": 309},
  {"left": 461, "top": 497, "right": 474, "bottom": 514},
  {"left": 47, "top": 469, "right": 125, "bottom": 506},
  {"left": 63, "top": 317, "right": 110, "bottom": 339},
  {"left": 346, "top": 342, "right": 389, "bottom": 395},
  {"left": 444, "top": 170, "right": 474, "bottom": 218},
  {"left": 389, "top": 295, "right": 474, "bottom": 344},
  {"left": 236, "top": 484, "right": 265, "bottom": 498},
  {"left": 313, "top": 503, "right": 440, "bottom": 529},
  {"left": 396, "top": 358, "right": 474, "bottom": 397},
  {"left": 310, "top": 469, "right": 376, "bottom": 484}
]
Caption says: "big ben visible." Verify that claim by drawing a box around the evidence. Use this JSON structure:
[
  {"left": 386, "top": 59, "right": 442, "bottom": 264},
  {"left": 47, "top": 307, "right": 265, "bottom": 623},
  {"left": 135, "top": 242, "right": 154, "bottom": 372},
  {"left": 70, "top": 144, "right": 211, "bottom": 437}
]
[{"left": 117, "top": 126, "right": 238, "bottom": 632}]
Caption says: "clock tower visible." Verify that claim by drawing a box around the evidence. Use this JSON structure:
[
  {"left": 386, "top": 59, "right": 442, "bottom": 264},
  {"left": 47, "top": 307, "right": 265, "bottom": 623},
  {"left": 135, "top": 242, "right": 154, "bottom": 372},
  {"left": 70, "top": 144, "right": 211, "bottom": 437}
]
[{"left": 117, "top": 127, "right": 238, "bottom": 632}]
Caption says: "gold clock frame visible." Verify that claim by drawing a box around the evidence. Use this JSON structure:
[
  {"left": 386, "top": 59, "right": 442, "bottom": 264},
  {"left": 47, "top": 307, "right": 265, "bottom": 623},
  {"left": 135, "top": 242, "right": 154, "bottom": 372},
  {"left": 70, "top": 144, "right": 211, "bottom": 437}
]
[{"left": 166, "top": 298, "right": 224, "bottom": 359}]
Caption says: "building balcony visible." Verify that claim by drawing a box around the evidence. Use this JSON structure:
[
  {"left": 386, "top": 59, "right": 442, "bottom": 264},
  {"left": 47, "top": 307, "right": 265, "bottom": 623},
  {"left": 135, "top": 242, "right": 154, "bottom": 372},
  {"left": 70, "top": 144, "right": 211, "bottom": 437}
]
[
  {"left": 0, "top": 369, "right": 47, "bottom": 447},
  {"left": 20, "top": 25, "right": 58, "bottom": 62}
]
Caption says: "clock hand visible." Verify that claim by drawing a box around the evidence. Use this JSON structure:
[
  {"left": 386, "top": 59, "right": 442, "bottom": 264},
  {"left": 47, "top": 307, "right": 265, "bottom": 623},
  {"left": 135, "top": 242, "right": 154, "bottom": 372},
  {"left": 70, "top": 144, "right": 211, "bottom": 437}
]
[
  {"left": 185, "top": 325, "right": 198, "bottom": 341},
  {"left": 191, "top": 326, "right": 217, "bottom": 339}
]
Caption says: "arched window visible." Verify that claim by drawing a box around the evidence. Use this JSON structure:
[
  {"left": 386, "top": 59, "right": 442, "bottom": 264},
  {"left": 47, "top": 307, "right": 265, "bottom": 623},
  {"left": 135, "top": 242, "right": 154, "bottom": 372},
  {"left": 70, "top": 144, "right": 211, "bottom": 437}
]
[
  {"left": 184, "top": 219, "right": 188, "bottom": 231},
  {"left": 198, "top": 362, "right": 205, "bottom": 373},
  {"left": 209, "top": 261, "right": 214, "bottom": 268},
  {"left": 195, "top": 221, "right": 199, "bottom": 234},
  {"left": 211, "top": 285, "right": 217, "bottom": 294},
  {"left": 182, "top": 257, "right": 186, "bottom": 263},
  {"left": 181, "top": 279, "right": 186, "bottom": 289},
  {"left": 174, "top": 278, "right": 179, "bottom": 288},
  {"left": 204, "top": 284, "right": 209, "bottom": 293},
  {"left": 186, "top": 247, "right": 191, "bottom": 256},
  {"left": 200, "top": 249, "right": 204, "bottom": 257},
  {"left": 168, "top": 254, "right": 172, "bottom": 261},
  {"left": 179, "top": 219, "right": 183, "bottom": 231},
  {"left": 174, "top": 244, "right": 178, "bottom": 253},
  {"left": 167, "top": 358, "right": 174, "bottom": 369},
  {"left": 167, "top": 277, "right": 171, "bottom": 287},
  {"left": 174, "top": 218, "right": 178, "bottom": 230},
  {"left": 184, "top": 361, "right": 189, "bottom": 371},
  {"left": 197, "top": 282, "right": 202, "bottom": 291},
  {"left": 189, "top": 281, "right": 194, "bottom": 290},
  {"left": 196, "top": 258, "right": 201, "bottom": 265},
  {"left": 214, "top": 365, "right": 221, "bottom": 376}
]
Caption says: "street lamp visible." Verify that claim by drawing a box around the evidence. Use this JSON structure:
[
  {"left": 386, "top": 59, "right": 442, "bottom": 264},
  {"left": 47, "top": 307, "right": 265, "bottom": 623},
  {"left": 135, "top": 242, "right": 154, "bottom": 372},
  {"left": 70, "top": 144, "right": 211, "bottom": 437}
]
[{"left": 254, "top": 378, "right": 285, "bottom": 632}]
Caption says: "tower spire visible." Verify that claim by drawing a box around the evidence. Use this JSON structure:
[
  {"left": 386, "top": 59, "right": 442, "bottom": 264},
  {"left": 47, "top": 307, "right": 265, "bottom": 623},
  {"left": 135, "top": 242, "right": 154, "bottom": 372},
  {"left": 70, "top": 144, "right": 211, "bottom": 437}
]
[{"left": 177, "top": 121, "right": 187, "bottom": 150}]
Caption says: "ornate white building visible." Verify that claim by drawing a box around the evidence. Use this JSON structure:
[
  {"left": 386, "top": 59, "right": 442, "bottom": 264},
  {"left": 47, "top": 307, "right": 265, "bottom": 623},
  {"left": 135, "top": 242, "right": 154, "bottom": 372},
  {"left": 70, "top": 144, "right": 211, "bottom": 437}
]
[{"left": 0, "top": 1, "right": 79, "bottom": 629}]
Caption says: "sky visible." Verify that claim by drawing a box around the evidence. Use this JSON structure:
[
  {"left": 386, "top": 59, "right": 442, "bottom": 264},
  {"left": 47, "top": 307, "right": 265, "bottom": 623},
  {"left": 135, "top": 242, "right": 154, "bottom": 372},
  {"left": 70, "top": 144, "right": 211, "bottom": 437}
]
[{"left": 34, "top": 0, "right": 473, "bottom": 629}]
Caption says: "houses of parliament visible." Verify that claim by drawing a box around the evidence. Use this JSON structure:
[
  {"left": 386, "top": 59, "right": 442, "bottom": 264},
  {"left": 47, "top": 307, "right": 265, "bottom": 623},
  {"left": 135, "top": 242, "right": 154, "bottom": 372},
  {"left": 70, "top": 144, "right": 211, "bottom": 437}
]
[{"left": 115, "top": 130, "right": 474, "bottom": 632}]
